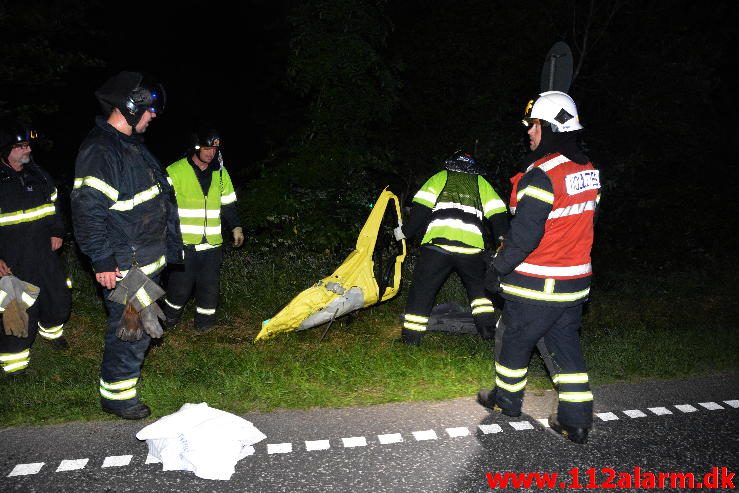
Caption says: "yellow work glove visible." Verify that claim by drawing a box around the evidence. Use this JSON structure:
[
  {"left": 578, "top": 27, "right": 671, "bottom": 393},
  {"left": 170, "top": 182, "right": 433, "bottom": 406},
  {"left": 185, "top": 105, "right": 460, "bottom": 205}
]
[{"left": 232, "top": 227, "right": 245, "bottom": 248}]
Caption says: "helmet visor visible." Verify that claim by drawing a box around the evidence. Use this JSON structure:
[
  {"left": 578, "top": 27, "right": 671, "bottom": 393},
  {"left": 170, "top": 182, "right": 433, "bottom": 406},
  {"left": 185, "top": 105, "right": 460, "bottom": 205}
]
[
  {"left": 130, "top": 81, "right": 166, "bottom": 115},
  {"left": 146, "top": 83, "right": 166, "bottom": 114}
]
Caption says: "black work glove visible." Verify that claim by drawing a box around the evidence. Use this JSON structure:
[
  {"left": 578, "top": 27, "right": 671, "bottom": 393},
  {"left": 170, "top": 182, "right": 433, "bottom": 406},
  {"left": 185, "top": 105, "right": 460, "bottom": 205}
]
[{"left": 485, "top": 265, "right": 503, "bottom": 294}]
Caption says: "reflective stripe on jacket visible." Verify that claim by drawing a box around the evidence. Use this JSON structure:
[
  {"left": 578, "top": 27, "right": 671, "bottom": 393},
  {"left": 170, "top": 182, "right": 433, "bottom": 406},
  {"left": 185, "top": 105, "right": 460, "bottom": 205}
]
[
  {"left": 413, "top": 170, "right": 506, "bottom": 251},
  {"left": 0, "top": 162, "right": 65, "bottom": 271}
]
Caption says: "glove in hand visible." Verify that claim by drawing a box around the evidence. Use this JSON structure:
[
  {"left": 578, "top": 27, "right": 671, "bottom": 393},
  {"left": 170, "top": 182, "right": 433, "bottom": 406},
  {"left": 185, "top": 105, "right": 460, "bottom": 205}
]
[{"left": 109, "top": 267, "right": 166, "bottom": 341}]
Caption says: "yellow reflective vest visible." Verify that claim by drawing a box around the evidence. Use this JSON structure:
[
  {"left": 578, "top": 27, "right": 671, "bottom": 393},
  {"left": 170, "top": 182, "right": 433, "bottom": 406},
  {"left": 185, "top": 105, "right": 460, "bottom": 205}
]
[{"left": 166, "top": 158, "right": 237, "bottom": 246}]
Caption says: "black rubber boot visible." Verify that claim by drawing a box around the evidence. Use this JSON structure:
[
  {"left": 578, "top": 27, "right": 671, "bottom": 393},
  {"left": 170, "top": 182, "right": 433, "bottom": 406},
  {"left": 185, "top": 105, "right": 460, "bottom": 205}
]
[
  {"left": 48, "top": 336, "right": 69, "bottom": 350},
  {"left": 101, "top": 401, "right": 151, "bottom": 420},
  {"left": 401, "top": 328, "right": 424, "bottom": 346},
  {"left": 194, "top": 323, "right": 216, "bottom": 334},
  {"left": 548, "top": 414, "right": 589, "bottom": 444},
  {"left": 3, "top": 369, "right": 27, "bottom": 380},
  {"left": 476, "top": 388, "right": 522, "bottom": 417}
]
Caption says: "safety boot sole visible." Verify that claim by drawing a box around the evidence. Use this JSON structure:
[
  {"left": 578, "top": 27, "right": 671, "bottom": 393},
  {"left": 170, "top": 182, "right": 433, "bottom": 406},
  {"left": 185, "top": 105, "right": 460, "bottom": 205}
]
[
  {"left": 476, "top": 389, "right": 522, "bottom": 417},
  {"left": 547, "top": 414, "right": 589, "bottom": 444},
  {"left": 101, "top": 402, "right": 151, "bottom": 420}
]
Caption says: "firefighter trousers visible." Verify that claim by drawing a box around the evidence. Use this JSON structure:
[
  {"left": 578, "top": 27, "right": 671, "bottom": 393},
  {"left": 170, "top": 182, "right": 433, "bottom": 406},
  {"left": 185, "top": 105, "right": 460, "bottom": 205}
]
[
  {"left": 162, "top": 247, "right": 222, "bottom": 330},
  {"left": 0, "top": 304, "right": 39, "bottom": 375},
  {"left": 34, "top": 253, "right": 72, "bottom": 340},
  {"left": 494, "top": 300, "right": 593, "bottom": 428},
  {"left": 402, "top": 246, "right": 496, "bottom": 341},
  {"left": 99, "top": 275, "right": 160, "bottom": 410},
  {"left": 0, "top": 252, "right": 71, "bottom": 374}
]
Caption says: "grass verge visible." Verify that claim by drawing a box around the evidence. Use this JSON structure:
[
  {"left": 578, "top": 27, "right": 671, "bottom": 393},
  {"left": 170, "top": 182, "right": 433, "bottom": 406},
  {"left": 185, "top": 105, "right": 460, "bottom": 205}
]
[{"left": 1, "top": 247, "right": 737, "bottom": 426}]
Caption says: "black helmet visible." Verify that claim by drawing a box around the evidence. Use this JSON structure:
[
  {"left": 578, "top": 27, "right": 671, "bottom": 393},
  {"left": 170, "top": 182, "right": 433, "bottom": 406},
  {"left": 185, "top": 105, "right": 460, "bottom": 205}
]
[
  {"left": 0, "top": 124, "right": 37, "bottom": 159},
  {"left": 443, "top": 150, "right": 484, "bottom": 174},
  {"left": 190, "top": 126, "right": 222, "bottom": 151},
  {"left": 95, "top": 71, "right": 166, "bottom": 127}
]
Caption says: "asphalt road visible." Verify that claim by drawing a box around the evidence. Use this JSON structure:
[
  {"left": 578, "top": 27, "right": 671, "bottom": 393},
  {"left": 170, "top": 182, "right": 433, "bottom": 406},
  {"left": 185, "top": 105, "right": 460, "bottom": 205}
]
[{"left": 1, "top": 373, "right": 737, "bottom": 492}]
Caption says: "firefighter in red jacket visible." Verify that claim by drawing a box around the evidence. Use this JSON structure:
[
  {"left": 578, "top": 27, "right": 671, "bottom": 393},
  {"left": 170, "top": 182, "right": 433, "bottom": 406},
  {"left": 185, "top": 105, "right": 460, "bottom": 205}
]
[{"left": 477, "top": 91, "right": 600, "bottom": 444}]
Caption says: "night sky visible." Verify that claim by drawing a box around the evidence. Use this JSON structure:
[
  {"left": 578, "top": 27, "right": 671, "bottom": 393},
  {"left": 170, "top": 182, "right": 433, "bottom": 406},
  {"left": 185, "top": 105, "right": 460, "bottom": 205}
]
[{"left": 1, "top": 0, "right": 737, "bottom": 261}]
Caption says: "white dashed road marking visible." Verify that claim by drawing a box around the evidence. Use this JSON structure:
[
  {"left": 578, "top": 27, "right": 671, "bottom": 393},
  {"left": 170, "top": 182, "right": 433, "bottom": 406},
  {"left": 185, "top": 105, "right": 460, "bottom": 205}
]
[
  {"left": 623, "top": 409, "right": 647, "bottom": 418},
  {"left": 267, "top": 443, "right": 292, "bottom": 455},
  {"left": 342, "top": 437, "right": 367, "bottom": 448},
  {"left": 509, "top": 421, "right": 534, "bottom": 431},
  {"left": 445, "top": 427, "right": 470, "bottom": 438},
  {"left": 378, "top": 433, "right": 403, "bottom": 444},
  {"left": 698, "top": 401, "right": 724, "bottom": 410},
  {"left": 101, "top": 455, "right": 132, "bottom": 468},
  {"left": 56, "top": 459, "right": 89, "bottom": 472},
  {"left": 478, "top": 423, "right": 503, "bottom": 434},
  {"left": 5, "top": 397, "right": 736, "bottom": 478},
  {"left": 306, "top": 440, "right": 331, "bottom": 451},
  {"left": 412, "top": 429, "right": 438, "bottom": 441},
  {"left": 8, "top": 463, "right": 44, "bottom": 477},
  {"left": 675, "top": 404, "right": 698, "bottom": 413}
]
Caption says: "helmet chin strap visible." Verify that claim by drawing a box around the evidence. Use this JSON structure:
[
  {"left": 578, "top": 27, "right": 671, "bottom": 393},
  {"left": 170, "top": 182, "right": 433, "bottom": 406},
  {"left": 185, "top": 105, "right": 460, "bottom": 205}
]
[
  {"left": 130, "top": 115, "right": 141, "bottom": 135},
  {"left": 122, "top": 107, "right": 143, "bottom": 134}
]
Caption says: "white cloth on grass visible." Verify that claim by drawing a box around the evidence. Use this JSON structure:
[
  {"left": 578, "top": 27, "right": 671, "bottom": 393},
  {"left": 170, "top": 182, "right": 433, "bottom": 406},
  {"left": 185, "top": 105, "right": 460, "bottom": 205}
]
[{"left": 136, "top": 402, "right": 267, "bottom": 480}]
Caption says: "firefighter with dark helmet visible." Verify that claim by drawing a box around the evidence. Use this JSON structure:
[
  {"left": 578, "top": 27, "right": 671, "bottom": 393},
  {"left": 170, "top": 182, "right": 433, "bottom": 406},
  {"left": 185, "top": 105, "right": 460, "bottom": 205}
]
[
  {"left": 0, "top": 124, "right": 72, "bottom": 377},
  {"left": 71, "top": 71, "right": 183, "bottom": 419},
  {"left": 397, "top": 151, "right": 509, "bottom": 346},
  {"left": 477, "top": 91, "right": 601, "bottom": 444},
  {"left": 161, "top": 125, "right": 242, "bottom": 332}
]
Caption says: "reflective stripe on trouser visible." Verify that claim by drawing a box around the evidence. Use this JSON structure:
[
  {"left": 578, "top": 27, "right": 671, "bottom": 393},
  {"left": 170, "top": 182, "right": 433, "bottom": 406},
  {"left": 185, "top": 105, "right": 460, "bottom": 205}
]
[
  {"left": 404, "top": 246, "right": 495, "bottom": 338},
  {"left": 163, "top": 297, "right": 184, "bottom": 317},
  {"left": 195, "top": 304, "right": 218, "bottom": 330},
  {"left": 99, "top": 276, "right": 159, "bottom": 409},
  {"left": 470, "top": 296, "right": 496, "bottom": 339},
  {"left": 0, "top": 349, "right": 30, "bottom": 374},
  {"left": 162, "top": 247, "right": 222, "bottom": 330},
  {"left": 0, "top": 302, "right": 39, "bottom": 371},
  {"left": 36, "top": 256, "right": 71, "bottom": 340},
  {"left": 495, "top": 300, "right": 592, "bottom": 427},
  {"left": 403, "top": 313, "right": 428, "bottom": 332},
  {"left": 38, "top": 322, "right": 64, "bottom": 340},
  {"left": 99, "top": 377, "right": 138, "bottom": 401},
  {"left": 495, "top": 361, "right": 528, "bottom": 393},
  {"left": 36, "top": 273, "right": 72, "bottom": 337},
  {"left": 553, "top": 373, "right": 593, "bottom": 404}
]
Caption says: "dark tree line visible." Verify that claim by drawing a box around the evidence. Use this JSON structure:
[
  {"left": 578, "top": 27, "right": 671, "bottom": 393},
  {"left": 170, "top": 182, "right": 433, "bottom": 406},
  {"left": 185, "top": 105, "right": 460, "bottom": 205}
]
[{"left": 1, "top": 0, "right": 736, "bottom": 270}]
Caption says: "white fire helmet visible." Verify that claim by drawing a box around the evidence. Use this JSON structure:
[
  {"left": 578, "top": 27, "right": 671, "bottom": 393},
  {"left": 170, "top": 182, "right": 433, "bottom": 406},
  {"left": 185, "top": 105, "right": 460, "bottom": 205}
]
[{"left": 522, "top": 90, "right": 583, "bottom": 132}]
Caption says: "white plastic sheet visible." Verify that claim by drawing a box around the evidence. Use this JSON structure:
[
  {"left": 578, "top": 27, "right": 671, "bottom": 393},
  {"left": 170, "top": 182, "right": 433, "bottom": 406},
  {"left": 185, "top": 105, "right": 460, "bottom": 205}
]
[{"left": 136, "top": 402, "right": 266, "bottom": 480}]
